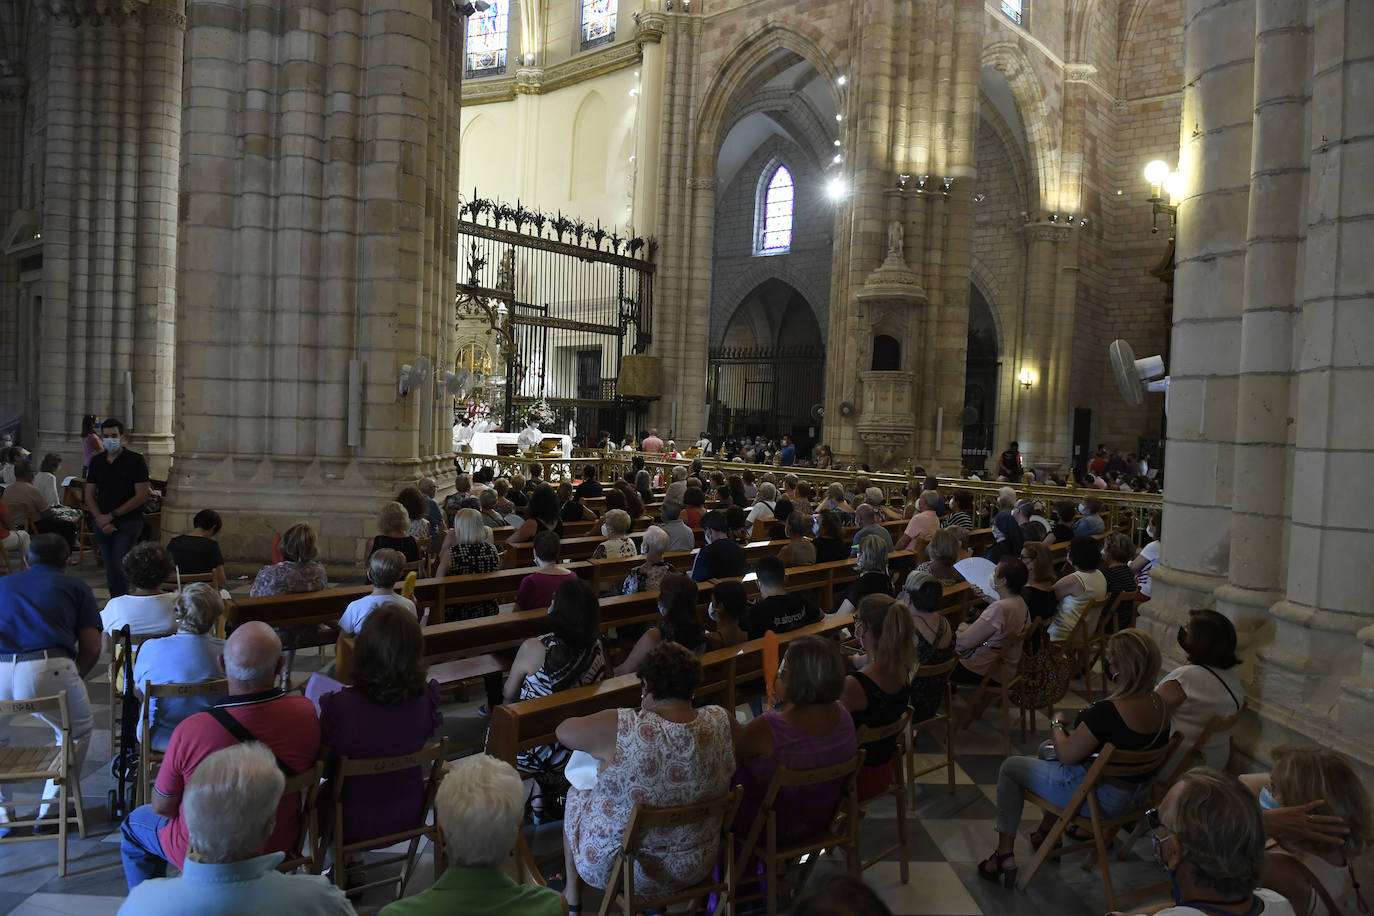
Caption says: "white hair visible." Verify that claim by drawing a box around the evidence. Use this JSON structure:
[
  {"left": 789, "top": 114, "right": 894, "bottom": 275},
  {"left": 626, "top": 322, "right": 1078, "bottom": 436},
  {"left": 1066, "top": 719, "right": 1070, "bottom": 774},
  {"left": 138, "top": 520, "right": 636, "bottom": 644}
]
[
  {"left": 919, "top": 490, "right": 941, "bottom": 511},
  {"left": 641, "top": 525, "right": 670, "bottom": 556},
  {"left": 865, "top": 486, "right": 885, "bottom": 506},
  {"left": 671, "top": 466, "right": 687, "bottom": 480},
  {"left": 997, "top": 486, "right": 1017, "bottom": 509},
  {"left": 183, "top": 742, "right": 284, "bottom": 863},
  {"left": 757, "top": 482, "right": 777, "bottom": 501},
  {"left": 437, "top": 754, "right": 525, "bottom": 868}
]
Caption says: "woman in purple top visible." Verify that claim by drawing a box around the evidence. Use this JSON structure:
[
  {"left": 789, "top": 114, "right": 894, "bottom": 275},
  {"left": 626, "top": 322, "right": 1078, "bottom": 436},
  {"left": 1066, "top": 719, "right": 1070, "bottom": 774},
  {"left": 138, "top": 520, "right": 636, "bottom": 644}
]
[
  {"left": 320, "top": 604, "right": 442, "bottom": 851},
  {"left": 732, "top": 635, "right": 859, "bottom": 846},
  {"left": 80, "top": 414, "right": 104, "bottom": 476}
]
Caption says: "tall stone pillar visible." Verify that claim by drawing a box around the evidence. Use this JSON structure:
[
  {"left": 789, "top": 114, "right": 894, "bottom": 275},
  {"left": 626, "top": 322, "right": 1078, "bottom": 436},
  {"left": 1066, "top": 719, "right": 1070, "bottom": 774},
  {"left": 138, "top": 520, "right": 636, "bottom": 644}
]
[
  {"left": 1215, "top": 0, "right": 1308, "bottom": 635},
  {"left": 168, "top": 0, "right": 462, "bottom": 566},
  {"left": 1142, "top": 0, "right": 1254, "bottom": 630},
  {"left": 33, "top": 0, "right": 182, "bottom": 475},
  {"left": 1017, "top": 224, "right": 1076, "bottom": 468},
  {"left": 630, "top": 13, "right": 666, "bottom": 239}
]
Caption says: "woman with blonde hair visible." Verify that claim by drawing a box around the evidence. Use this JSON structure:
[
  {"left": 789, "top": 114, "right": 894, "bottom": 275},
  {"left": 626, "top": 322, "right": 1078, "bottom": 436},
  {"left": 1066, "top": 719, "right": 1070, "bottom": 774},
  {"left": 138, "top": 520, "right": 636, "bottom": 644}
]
[
  {"left": 980, "top": 628, "right": 1170, "bottom": 885},
  {"left": 435, "top": 508, "right": 501, "bottom": 621},
  {"left": 841, "top": 595, "right": 917, "bottom": 800},
  {"left": 364, "top": 500, "right": 421, "bottom": 565},
  {"left": 834, "top": 534, "right": 895, "bottom": 616},
  {"left": 916, "top": 527, "right": 966, "bottom": 586},
  {"left": 590, "top": 508, "right": 636, "bottom": 560},
  {"left": 1258, "top": 746, "right": 1372, "bottom": 916}
]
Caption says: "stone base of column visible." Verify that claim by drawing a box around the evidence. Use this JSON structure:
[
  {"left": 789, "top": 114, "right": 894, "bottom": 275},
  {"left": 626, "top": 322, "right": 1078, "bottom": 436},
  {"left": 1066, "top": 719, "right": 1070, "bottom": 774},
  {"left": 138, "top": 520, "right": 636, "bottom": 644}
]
[
  {"left": 163, "top": 454, "right": 455, "bottom": 572},
  {"left": 1136, "top": 563, "right": 1225, "bottom": 647}
]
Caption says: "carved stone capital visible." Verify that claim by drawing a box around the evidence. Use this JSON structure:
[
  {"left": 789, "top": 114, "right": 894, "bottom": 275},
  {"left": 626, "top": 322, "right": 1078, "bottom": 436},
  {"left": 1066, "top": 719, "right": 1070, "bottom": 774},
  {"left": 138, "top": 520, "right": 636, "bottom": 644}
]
[
  {"left": 635, "top": 12, "right": 666, "bottom": 42},
  {"left": 1021, "top": 222, "right": 1073, "bottom": 243},
  {"left": 142, "top": 0, "right": 185, "bottom": 29},
  {"left": 514, "top": 67, "right": 545, "bottom": 94},
  {"left": 686, "top": 176, "right": 716, "bottom": 191},
  {"left": 43, "top": 0, "right": 154, "bottom": 28},
  {"left": 1063, "top": 63, "right": 1097, "bottom": 82}
]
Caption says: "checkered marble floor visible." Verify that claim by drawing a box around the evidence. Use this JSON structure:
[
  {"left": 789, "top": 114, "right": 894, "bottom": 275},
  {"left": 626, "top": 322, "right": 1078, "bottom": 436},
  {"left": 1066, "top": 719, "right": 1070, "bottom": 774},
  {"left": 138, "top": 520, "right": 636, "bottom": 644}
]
[{"left": 0, "top": 563, "right": 1169, "bottom": 914}]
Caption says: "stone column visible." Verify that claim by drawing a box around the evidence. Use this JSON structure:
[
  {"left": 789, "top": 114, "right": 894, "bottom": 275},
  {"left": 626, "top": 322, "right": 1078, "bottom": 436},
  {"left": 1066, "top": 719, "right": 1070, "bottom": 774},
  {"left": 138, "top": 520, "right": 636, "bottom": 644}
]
[
  {"left": 1017, "top": 223, "right": 1076, "bottom": 468},
  {"left": 168, "top": 0, "right": 462, "bottom": 566},
  {"left": 631, "top": 13, "right": 666, "bottom": 239},
  {"left": 1142, "top": 0, "right": 1255, "bottom": 632},
  {"left": 1215, "top": 0, "right": 1309, "bottom": 635},
  {"left": 33, "top": 0, "right": 181, "bottom": 476}
]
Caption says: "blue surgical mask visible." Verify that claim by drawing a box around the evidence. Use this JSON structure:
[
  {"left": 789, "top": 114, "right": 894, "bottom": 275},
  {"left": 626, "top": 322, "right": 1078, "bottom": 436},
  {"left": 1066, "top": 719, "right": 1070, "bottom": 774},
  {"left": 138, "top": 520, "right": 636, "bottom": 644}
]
[
  {"left": 102, "top": 436, "right": 121, "bottom": 452},
  {"left": 1259, "top": 786, "right": 1282, "bottom": 810},
  {"left": 1078, "top": 503, "right": 1088, "bottom": 515}
]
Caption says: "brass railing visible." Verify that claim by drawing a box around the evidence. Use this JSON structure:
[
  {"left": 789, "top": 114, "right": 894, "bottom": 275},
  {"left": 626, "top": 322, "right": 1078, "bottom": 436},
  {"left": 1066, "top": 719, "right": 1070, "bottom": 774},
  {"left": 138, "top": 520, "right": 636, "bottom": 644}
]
[{"left": 454, "top": 449, "right": 1162, "bottom": 542}]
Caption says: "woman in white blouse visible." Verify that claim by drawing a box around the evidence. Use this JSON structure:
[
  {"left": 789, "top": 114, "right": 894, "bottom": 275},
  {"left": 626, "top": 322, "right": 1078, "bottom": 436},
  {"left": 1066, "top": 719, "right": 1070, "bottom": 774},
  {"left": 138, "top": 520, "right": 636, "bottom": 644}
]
[{"left": 1156, "top": 608, "right": 1243, "bottom": 770}]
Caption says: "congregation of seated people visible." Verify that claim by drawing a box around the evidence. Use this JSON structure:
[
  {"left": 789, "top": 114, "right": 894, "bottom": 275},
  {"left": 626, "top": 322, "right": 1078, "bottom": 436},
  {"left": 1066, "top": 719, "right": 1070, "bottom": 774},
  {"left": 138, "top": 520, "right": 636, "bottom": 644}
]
[{"left": 7, "top": 443, "right": 1369, "bottom": 916}]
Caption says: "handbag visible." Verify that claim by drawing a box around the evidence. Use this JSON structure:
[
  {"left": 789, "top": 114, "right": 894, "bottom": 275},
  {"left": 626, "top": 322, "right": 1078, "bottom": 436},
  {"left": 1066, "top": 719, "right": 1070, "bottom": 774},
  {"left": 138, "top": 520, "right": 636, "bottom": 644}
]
[{"left": 1011, "top": 636, "right": 1073, "bottom": 710}]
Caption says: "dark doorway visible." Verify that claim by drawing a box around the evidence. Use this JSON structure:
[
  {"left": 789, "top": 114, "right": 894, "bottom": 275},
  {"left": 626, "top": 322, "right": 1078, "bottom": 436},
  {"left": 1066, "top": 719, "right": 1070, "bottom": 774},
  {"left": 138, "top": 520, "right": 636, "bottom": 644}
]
[
  {"left": 962, "top": 285, "right": 999, "bottom": 470},
  {"left": 871, "top": 335, "right": 900, "bottom": 371},
  {"left": 1072, "top": 407, "right": 1092, "bottom": 480}
]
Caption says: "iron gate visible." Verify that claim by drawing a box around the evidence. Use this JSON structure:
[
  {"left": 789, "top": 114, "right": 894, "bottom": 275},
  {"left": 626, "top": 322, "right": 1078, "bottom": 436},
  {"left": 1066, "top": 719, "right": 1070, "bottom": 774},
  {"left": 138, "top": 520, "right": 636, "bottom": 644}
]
[
  {"left": 706, "top": 345, "right": 825, "bottom": 442},
  {"left": 453, "top": 198, "right": 655, "bottom": 443}
]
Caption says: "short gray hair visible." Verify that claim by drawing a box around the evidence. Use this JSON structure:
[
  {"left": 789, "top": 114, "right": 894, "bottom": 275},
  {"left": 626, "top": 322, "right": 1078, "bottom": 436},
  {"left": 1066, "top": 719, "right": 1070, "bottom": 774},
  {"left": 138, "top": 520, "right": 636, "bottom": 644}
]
[
  {"left": 864, "top": 487, "right": 885, "bottom": 507},
  {"left": 926, "top": 527, "right": 960, "bottom": 564},
  {"left": 997, "top": 486, "right": 1016, "bottom": 509},
  {"left": 919, "top": 490, "right": 941, "bottom": 511},
  {"left": 757, "top": 482, "right": 777, "bottom": 501},
  {"left": 1162, "top": 768, "right": 1266, "bottom": 897},
  {"left": 479, "top": 488, "right": 497, "bottom": 511},
  {"left": 436, "top": 754, "right": 526, "bottom": 868},
  {"left": 183, "top": 742, "right": 284, "bottom": 863},
  {"left": 671, "top": 465, "right": 687, "bottom": 480},
  {"left": 857, "top": 535, "right": 889, "bottom": 573},
  {"left": 174, "top": 582, "right": 225, "bottom": 636},
  {"left": 641, "top": 525, "right": 669, "bottom": 556},
  {"left": 602, "top": 508, "right": 631, "bottom": 536}
]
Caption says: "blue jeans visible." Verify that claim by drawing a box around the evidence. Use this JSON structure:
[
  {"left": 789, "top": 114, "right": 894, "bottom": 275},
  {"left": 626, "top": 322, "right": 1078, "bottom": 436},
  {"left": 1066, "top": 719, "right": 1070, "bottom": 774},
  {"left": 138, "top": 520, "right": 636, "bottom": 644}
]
[
  {"left": 93, "top": 515, "right": 144, "bottom": 598},
  {"left": 995, "top": 755, "right": 1146, "bottom": 838},
  {"left": 120, "top": 804, "right": 170, "bottom": 889}
]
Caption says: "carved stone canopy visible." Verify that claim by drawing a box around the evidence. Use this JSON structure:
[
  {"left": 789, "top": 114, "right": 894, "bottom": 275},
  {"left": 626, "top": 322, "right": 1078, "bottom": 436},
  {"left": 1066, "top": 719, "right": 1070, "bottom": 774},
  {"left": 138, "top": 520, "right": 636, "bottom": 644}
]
[{"left": 856, "top": 222, "right": 927, "bottom": 308}]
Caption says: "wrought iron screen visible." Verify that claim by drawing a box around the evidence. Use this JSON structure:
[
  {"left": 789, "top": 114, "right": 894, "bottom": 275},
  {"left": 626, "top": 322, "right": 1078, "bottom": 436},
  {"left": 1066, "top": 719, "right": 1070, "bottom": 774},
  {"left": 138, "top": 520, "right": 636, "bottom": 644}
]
[
  {"left": 453, "top": 198, "right": 655, "bottom": 443},
  {"left": 706, "top": 345, "right": 825, "bottom": 441}
]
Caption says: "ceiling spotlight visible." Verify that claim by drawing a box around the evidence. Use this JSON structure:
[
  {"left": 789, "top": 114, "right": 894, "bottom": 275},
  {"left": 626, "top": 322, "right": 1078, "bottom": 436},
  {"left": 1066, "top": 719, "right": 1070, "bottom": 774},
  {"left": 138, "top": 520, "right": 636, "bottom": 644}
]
[
  {"left": 973, "top": 193, "right": 986, "bottom": 202},
  {"left": 826, "top": 177, "right": 847, "bottom": 200},
  {"left": 835, "top": 114, "right": 843, "bottom": 122},
  {"left": 1048, "top": 212, "right": 1059, "bottom": 222},
  {"left": 837, "top": 75, "right": 847, "bottom": 86},
  {"left": 832, "top": 153, "right": 843, "bottom": 164}
]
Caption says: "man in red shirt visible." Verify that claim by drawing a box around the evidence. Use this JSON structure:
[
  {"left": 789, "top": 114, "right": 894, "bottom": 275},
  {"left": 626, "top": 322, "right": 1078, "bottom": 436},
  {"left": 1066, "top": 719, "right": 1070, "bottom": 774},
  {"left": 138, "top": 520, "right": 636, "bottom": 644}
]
[
  {"left": 119, "top": 621, "right": 320, "bottom": 890},
  {"left": 641, "top": 427, "right": 665, "bottom": 454}
]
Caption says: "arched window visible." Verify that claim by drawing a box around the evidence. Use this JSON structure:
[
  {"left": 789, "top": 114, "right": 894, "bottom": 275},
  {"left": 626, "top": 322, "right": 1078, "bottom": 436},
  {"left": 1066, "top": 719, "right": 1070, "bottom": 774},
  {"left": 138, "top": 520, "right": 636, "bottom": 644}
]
[
  {"left": 757, "top": 164, "right": 795, "bottom": 254},
  {"left": 466, "top": 0, "right": 509, "bottom": 76},
  {"left": 581, "top": 0, "right": 617, "bottom": 50},
  {"left": 1001, "top": 0, "right": 1024, "bottom": 25}
]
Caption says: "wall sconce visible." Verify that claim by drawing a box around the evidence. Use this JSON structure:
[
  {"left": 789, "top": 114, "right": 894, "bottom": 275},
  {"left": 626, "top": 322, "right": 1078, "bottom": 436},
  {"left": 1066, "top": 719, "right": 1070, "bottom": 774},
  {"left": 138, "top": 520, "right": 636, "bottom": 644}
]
[
  {"left": 1017, "top": 367, "right": 1037, "bottom": 390},
  {"left": 1144, "top": 160, "right": 1181, "bottom": 235}
]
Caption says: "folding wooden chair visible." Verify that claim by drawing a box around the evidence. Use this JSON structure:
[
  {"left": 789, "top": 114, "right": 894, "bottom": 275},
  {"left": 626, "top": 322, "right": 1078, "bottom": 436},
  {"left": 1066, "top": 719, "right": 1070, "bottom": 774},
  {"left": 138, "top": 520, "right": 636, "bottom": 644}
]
[
  {"left": 160, "top": 571, "right": 215, "bottom": 592},
  {"left": 1015, "top": 734, "right": 1183, "bottom": 910},
  {"left": 1061, "top": 597, "right": 1109, "bottom": 701},
  {"left": 107, "top": 627, "right": 174, "bottom": 757},
  {"left": 856, "top": 710, "right": 913, "bottom": 883},
  {"left": 1117, "top": 704, "right": 1247, "bottom": 862},
  {"left": 720, "top": 750, "right": 866, "bottom": 916},
  {"left": 277, "top": 761, "right": 326, "bottom": 874},
  {"left": 908, "top": 655, "right": 960, "bottom": 803},
  {"left": 0, "top": 691, "right": 87, "bottom": 875},
  {"left": 597, "top": 787, "right": 743, "bottom": 916},
  {"left": 323, "top": 739, "right": 449, "bottom": 898},
  {"left": 953, "top": 625, "right": 1031, "bottom": 753},
  {"left": 136, "top": 678, "right": 228, "bottom": 805}
]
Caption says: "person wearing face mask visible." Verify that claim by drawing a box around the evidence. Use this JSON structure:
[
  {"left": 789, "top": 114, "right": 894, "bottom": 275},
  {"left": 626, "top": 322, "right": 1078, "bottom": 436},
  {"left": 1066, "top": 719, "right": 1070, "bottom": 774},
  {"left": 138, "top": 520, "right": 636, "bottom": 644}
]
[
  {"left": 1128, "top": 768, "right": 1297, "bottom": 916},
  {"left": 689, "top": 511, "right": 746, "bottom": 582},
  {"left": 1155, "top": 610, "right": 1244, "bottom": 772},
  {"left": 1074, "top": 497, "right": 1107, "bottom": 536},
  {"left": 1131, "top": 510, "right": 1163, "bottom": 599},
  {"left": 982, "top": 629, "right": 1171, "bottom": 887},
  {"left": 952, "top": 558, "right": 1030, "bottom": 687},
  {"left": 83, "top": 417, "right": 151, "bottom": 598}
]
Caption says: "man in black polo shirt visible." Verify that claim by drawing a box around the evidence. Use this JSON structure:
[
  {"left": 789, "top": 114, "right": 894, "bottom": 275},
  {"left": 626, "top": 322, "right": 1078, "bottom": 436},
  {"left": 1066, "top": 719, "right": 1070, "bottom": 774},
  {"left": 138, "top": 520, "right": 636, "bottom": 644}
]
[
  {"left": 83, "top": 417, "right": 151, "bottom": 597},
  {"left": 743, "top": 556, "right": 821, "bottom": 640},
  {"left": 691, "top": 511, "right": 747, "bottom": 582},
  {"left": 0, "top": 535, "right": 101, "bottom": 835}
]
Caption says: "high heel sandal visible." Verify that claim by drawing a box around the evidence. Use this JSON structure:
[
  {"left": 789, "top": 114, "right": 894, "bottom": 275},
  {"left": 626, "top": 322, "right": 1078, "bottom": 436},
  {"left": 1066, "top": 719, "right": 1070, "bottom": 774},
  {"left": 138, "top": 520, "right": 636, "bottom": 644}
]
[{"left": 977, "top": 851, "right": 1018, "bottom": 888}]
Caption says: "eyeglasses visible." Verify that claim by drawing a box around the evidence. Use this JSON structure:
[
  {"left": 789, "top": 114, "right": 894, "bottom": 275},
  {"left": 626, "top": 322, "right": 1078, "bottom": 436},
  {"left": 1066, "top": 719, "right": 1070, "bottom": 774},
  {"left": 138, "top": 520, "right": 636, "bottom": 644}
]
[{"left": 1146, "top": 808, "right": 1174, "bottom": 864}]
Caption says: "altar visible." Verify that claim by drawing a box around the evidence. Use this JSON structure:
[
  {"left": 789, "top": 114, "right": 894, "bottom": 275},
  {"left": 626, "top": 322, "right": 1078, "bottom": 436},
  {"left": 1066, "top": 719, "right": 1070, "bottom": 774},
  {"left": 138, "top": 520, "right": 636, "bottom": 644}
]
[{"left": 468, "top": 431, "right": 572, "bottom": 459}]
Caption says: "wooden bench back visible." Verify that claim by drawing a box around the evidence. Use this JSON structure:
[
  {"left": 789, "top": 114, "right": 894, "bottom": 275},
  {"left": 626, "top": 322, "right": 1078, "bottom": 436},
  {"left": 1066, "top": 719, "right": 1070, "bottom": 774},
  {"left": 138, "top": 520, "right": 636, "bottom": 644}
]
[{"left": 485, "top": 613, "right": 854, "bottom": 765}]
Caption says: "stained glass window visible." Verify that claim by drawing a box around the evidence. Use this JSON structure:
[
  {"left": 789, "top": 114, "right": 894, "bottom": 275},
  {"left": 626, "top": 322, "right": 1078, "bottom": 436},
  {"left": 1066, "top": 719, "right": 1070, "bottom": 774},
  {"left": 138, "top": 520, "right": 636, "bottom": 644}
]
[
  {"left": 581, "top": 0, "right": 617, "bottom": 50},
  {"left": 759, "top": 165, "right": 795, "bottom": 253},
  {"left": 1001, "top": 0, "right": 1024, "bottom": 25},
  {"left": 467, "top": 0, "right": 509, "bottom": 76}
]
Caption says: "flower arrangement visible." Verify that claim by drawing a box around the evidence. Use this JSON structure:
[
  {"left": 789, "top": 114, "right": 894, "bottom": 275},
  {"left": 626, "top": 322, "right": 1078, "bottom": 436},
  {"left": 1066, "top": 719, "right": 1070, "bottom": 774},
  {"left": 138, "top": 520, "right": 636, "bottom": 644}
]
[{"left": 525, "top": 398, "right": 555, "bottom": 429}]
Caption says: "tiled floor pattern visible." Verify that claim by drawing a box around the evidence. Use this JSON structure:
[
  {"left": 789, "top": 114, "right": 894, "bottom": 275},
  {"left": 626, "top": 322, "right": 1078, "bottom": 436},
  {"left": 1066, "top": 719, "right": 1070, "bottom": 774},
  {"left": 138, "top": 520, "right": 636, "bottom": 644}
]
[{"left": 0, "top": 564, "right": 1169, "bottom": 914}]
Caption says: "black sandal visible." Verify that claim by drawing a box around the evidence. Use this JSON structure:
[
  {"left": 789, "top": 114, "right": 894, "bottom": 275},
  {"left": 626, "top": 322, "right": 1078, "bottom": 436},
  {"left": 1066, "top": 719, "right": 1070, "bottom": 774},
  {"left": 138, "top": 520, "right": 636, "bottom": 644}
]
[{"left": 977, "top": 851, "right": 1018, "bottom": 888}]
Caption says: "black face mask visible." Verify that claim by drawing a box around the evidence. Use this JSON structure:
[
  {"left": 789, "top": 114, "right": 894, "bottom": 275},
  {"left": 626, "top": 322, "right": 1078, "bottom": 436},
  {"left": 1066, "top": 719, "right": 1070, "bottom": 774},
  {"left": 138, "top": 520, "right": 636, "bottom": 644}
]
[{"left": 1176, "top": 626, "right": 1189, "bottom": 653}]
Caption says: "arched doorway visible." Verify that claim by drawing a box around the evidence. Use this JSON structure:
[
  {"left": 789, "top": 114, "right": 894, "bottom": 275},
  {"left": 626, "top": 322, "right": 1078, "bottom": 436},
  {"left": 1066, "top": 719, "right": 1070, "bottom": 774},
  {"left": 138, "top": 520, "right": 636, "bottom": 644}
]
[
  {"left": 961, "top": 284, "right": 1000, "bottom": 471},
  {"left": 708, "top": 278, "right": 824, "bottom": 445}
]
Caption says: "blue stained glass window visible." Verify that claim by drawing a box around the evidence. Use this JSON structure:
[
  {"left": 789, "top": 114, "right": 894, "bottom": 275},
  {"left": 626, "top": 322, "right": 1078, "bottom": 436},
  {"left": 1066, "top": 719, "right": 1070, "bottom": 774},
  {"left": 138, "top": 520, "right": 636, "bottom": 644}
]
[
  {"left": 1001, "top": 0, "right": 1024, "bottom": 25},
  {"left": 759, "top": 165, "right": 794, "bottom": 253},
  {"left": 581, "top": 0, "right": 617, "bottom": 50},
  {"left": 467, "top": 0, "right": 509, "bottom": 76}
]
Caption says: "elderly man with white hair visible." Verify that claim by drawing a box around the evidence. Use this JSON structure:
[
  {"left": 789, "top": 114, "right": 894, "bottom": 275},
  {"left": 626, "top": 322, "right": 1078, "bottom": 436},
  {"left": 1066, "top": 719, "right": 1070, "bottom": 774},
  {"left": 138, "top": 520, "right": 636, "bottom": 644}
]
[
  {"left": 896, "top": 490, "right": 941, "bottom": 549},
  {"left": 119, "top": 743, "right": 351, "bottom": 914},
  {"left": 744, "top": 481, "right": 779, "bottom": 527},
  {"left": 119, "top": 621, "right": 321, "bottom": 890},
  {"left": 381, "top": 754, "right": 565, "bottom": 914}
]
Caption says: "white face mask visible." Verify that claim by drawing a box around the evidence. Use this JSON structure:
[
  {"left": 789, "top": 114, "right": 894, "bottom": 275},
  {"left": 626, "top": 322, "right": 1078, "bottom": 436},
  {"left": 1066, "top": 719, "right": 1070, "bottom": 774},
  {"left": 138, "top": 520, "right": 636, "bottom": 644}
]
[{"left": 1078, "top": 503, "right": 1088, "bottom": 515}]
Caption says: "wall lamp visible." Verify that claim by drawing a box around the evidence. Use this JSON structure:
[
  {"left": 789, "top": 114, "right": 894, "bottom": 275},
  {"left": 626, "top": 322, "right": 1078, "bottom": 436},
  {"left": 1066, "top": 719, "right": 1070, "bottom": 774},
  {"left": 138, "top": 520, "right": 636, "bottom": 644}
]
[
  {"left": 1017, "top": 367, "right": 1037, "bottom": 390},
  {"left": 1144, "top": 160, "right": 1182, "bottom": 235}
]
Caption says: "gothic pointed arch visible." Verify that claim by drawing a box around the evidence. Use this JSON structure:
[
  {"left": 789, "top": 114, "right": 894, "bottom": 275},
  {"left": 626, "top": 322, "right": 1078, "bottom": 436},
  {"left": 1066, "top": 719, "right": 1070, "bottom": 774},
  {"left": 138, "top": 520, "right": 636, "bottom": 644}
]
[{"left": 981, "top": 43, "right": 1059, "bottom": 212}]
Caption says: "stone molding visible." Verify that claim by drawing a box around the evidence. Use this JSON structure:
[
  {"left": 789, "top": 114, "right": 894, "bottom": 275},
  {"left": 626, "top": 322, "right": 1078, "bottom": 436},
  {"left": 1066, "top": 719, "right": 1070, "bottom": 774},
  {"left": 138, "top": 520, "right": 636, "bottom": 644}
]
[
  {"left": 1062, "top": 62, "right": 1097, "bottom": 82},
  {"left": 142, "top": 0, "right": 185, "bottom": 28},
  {"left": 513, "top": 67, "right": 544, "bottom": 95},
  {"left": 1021, "top": 222, "right": 1072, "bottom": 243},
  {"left": 42, "top": 0, "right": 153, "bottom": 27},
  {"left": 635, "top": 12, "right": 666, "bottom": 43},
  {"left": 463, "top": 40, "right": 641, "bottom": 105},
  {"left": 686, "top": 176, "right": 716, "bottom": 190},
  {"left": 0, "top": 78, "right": 26, "bottom": 104}
]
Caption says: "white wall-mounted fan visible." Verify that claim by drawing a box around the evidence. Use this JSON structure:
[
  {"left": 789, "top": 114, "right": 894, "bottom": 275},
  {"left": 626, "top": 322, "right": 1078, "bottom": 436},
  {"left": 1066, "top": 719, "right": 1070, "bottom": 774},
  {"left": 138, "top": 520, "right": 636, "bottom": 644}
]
[
  {"left": 1109, "top": 339, "right": 1169, "bottom": 409},
  {"left": 398, "top": 356, "right": 432, "bottom": 397},
  {"left": 440, "top": 369, "right": 474, "bottom": 399}
]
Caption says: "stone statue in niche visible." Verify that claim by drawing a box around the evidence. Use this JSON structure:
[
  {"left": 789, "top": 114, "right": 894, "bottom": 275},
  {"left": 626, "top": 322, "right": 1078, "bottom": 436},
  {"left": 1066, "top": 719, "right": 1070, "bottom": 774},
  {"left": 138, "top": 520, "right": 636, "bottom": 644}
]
[{"left": 887, "top": 220, "right": 904, "bottom": 258}]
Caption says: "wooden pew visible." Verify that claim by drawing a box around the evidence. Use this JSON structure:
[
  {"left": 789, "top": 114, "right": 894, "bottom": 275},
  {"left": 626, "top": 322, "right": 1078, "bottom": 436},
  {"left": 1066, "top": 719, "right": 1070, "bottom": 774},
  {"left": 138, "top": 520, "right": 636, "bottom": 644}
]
[
  {"left": 485, "top": 614, "right": 855, "bottom": 766},
  {"left": 500, "top": 527, "right": 707, "bottom": 568}
]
